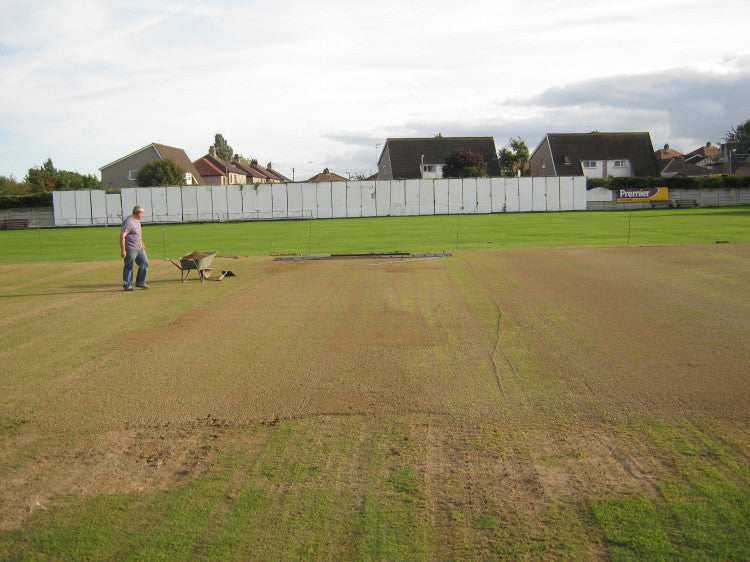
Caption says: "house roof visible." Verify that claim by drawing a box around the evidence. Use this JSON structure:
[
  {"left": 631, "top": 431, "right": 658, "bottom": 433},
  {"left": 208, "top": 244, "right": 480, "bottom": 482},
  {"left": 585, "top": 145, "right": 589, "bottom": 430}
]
[
  {"left": 265, "top": 162, "right": 291, "bottom": 182},
  {"left": 654, "top": 144, "right": 683, "bottom": 160},
  {"left": 306, "top": 168, "right": 347, "bottom": 182},
  {"left": 100, "top": 142, "right": 206, "bottom": 184},
  {"left": 195, "top": 150, "right": 246, "bottom": 178},
  {"left": 231, "top": 157, "right": 271, "bottom": 181},
  {"left": 540, "top": 132, "right": 660, "bottom": 176},
  {"left": 686, "top": 142, "right": 721, "bottom": 158},
  {"left": 382, "top": 136, "right": 501, "bottom": 179},
  {"left": 658, "top": 157, "right": 711, "bottom": 177},
  {"left": 193, "top": 158, "right": 225, "bottom": 177}
]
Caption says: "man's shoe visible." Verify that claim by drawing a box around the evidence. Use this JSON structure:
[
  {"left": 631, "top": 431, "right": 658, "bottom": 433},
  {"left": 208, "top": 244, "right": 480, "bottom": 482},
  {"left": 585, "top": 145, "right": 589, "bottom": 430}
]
[
  {"left": 136, "top": 284, "right": 149, "bottom": 289},
  {"left": 124, "top": 286, "right": 134, "bottom": 291}
]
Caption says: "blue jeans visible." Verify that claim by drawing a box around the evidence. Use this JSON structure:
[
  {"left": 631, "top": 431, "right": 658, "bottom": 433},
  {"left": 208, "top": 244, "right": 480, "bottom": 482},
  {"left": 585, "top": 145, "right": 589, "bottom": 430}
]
[{"left": 123, "top": 248, "right": 148, "bottom": 288}]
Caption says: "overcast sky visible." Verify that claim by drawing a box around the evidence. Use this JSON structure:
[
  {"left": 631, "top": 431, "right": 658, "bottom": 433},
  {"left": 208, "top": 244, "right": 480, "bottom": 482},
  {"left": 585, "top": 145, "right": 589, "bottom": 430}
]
[{"left": 1, "top": 0, "right": 749, "bottom": 181}]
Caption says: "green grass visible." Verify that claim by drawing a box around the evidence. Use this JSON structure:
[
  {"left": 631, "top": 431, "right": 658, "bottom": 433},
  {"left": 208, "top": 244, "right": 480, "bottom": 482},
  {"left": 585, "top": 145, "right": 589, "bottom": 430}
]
[{"left": 2, "top": 206, "right": 749, "bottom": 263}]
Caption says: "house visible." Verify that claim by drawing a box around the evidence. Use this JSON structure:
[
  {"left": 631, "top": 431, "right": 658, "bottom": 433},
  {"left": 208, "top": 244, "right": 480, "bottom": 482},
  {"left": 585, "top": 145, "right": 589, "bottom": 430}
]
[
  {"left": 100, "top": 143, "right": 204, "bottom": 189},
  {"left": 654, "top": 144, "right": 683, "bottom": 160},
  {"left": 684, "top": 142, "right": 721, "bottom": 172},
  {"left": 193, "top": 146, "right": 247, "bottom": 185},
  {"left": 658, "top": 157, "right": 711, "bottom": 178},
  {"left": 377, "top": 135, "right": 501, "bottom": 180},
  {"left": 230, "top": 156, "right": 271, "bottom": 183},
  {"left": 306, "top": 168, "right": 347, "bottom": 182},
  {"left": 529, "top": 132, "right": 660, "bottom": 178},
  {"left": 724, "top": 142, "right": 750, "bottom": 176}
]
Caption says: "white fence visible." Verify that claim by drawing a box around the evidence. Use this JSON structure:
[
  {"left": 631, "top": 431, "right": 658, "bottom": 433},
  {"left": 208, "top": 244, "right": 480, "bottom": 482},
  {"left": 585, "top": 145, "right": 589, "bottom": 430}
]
[{"left": 52, "top": 177, "right": 587, "bottom": 226}]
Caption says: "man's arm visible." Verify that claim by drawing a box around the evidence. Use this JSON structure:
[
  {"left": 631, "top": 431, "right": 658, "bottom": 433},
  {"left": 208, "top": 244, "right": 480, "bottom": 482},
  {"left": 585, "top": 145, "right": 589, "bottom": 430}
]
[{"left": 120, "top": 230, "right": 127, "bottom": 258}]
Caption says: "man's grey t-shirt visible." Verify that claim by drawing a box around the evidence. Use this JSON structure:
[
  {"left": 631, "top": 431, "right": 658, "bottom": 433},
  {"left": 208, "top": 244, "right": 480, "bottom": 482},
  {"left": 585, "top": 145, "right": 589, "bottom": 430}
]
[{"left": 121, "top": 216, "right": 143, "bottom": 251}]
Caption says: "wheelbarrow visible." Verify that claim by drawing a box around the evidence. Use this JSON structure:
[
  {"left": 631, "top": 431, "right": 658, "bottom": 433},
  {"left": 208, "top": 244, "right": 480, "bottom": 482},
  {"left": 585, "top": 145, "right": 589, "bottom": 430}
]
[{"left": 167, "top": 251, "right": 217, "bottom": 282}]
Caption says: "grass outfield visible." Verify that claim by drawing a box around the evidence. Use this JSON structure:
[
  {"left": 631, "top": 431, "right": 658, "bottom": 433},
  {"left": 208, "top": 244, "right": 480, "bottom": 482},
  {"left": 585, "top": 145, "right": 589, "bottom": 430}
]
[
  {"left": 0, "top": 211, "right": 748, "bottom": 558},
  {"left": 2, "top": 206, "right": 749, "bottom": 263}
]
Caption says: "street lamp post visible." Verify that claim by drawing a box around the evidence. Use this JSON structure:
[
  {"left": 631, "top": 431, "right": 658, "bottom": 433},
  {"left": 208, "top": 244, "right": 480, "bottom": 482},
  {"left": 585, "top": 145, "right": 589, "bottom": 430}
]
[{"left": 730, "top": 148, "right": 736, "bottom": 175}]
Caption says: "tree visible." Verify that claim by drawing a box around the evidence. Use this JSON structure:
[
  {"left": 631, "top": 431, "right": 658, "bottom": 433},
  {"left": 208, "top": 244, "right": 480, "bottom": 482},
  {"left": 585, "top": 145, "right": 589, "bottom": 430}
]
[
  {"left": 214, "top": 133, "right": 234, "bottom": 161},
  {"left": 724, "top": 119, "right": 750, "bottom": 142},
  {"left": 498, "top": 137, "right": 530, "bottom": 177},
  {"left": 23, "top": 158, "right": 101, "bottom": 193},
  {"left": 442, "top": 148, "right": 488, "bottom": 178},
  {"left": 136, "top": 159, "right": 185, "bottom": 187},
  {"left": 0, "top": 175, "right": 28, "bottom": 196}
]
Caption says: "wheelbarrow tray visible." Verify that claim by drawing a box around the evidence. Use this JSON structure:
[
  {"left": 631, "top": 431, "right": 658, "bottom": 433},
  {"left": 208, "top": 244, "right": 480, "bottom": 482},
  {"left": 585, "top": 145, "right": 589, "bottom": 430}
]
[
  {"left": 167, "top": 251, "right": 217, "bottom": 282},
  {"left": 179, "top": 251, "right": 216, "bottom": 269}
]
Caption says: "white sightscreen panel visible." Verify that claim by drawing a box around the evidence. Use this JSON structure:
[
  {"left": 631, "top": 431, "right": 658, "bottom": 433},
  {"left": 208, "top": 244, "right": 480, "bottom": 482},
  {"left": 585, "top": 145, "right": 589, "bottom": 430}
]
[
  {"left": 518, "top": 178, "right": 533, "bottom": 212},
  {"left": 271, "top": 183, "right": 287, "bottom": 218},
  {"left": 375, "top": 181, "right": 390, "bottom": 216},
  {"left": 150, "top": 187, "right": 168, "bottom": 222},
  {"left": 255, "top": 184, "right": 273, "bottom": 218},
  {"left": 317, "top": 182, "right": 332, "bottom": 219},
  {"left": 226, "top": 185, "right": 243, "bottom": 220},
  {"left": 90, "top": 190, "right": 107, "bottom": 224},
  {"left": 181, "top": 186, "right": 198, "bottom": 221},
  {"left": 331, "top": 181, "right": 347, "bottom": 218},
  {"left": 490, "top": 178, "right": 506, "bottom": 213},
  {"left": 301, "top": 184, "right": 318, "bottom": 219},
  {"left": 476, "top": 178, "right": 492, "bottom": 214},
  {"left": 462, "top": 179, "right": 478, "bottom": 213},
  {"left": 405, "top": 180, "right": 420, "bottom": 216},
  {"left": 361, "top": 182, "right": 376, "bottom": 217},
  {"left": 166, "top": 186, "right": 182, "bottom": 221},
  {"left": 346, "top": 181, "right": 362, "bottom": 218},
  {"left": 434, "top": 179, "right": 449, "bottom": 215},
  {"left": 546, "top": 177, "right": 560, "bottom": 212},
  {"left": 135, "top": 188, "right": 152, "bottom": 222},
  {"left": 419, "top": 179, "right": 434, "bottom": 215},
  {"left": 211, "top": 186, "right": 228, "bottom": 221},
  {"left": 287, "top": 183, "right": 304, "bottom": 218},
  {"left": 196, "top": 186, "right": 213, "bottom": 221},
  {"left": 390, "top": 180, "right": 406, "bottom": 216},
  {"left": 532, "top": 177, "right": 547, "bottom": 212},
  {"left": 52, "top": 192, "right": 62, "bottom": 225},
  {"left": 505, "top": 179, "right": 520, "bottom": 213},
  {"left": 241, "top": 184, "right": 257, "bottom": 217},
  {"left": 75, "top": 190, "right": 92, "bottom": 225},
  {"left": 106, "top": 193, "right": 122, "bottom": 225},
  {"left": 120, "top": 188, "right": 137, "bottom": 221},
  {"left": 573, "top": 176, "right": 587, "bottom": 210},
  {"left": 58, "top": 191, "right": 77, "bottom": 225},
  {"left": 559, "top": 177, "right": 575, "bottom": 211},
  {"left": 448, "top": 179, "right": 462, "bottom": 214}
]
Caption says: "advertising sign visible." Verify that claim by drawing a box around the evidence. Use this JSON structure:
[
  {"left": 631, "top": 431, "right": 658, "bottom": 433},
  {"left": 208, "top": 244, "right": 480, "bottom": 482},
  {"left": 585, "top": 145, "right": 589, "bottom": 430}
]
[{"left": 617, "top": 187, "right": 668, "bottom": 202}]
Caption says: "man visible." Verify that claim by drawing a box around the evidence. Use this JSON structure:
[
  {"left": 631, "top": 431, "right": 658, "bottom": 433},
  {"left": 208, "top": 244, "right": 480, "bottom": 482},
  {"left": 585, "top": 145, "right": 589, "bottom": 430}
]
[{"left": 120, "top": 205, "right": 149, "bottom": 291}]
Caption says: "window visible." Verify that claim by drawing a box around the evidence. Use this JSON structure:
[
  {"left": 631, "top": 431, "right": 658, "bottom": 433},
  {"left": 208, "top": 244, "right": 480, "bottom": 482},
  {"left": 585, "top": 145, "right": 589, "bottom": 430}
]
[
  {"left": 423, "top": 165, "right": 436, "bottom": 172},
  {"left": 582, "top": 160, "right": 596, "bottom": 168},
  {"left": 127, "top": 170, "right": 139, "bottom": 180},
  {"left": 184, "top": 173, "right": 194, "bottom": 185},
  {"left": 613, "top": 160, "right": 627, "bottom": 168}
]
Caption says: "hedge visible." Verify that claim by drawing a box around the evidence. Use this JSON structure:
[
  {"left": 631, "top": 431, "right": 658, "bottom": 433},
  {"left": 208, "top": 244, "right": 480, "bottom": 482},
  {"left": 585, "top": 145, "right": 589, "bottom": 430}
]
[
  {"left": 586, "top": 175, "right": 750, "bottom": 190},
  {"left": 0, "top": 193, "right": 53, "bottom": 210}
]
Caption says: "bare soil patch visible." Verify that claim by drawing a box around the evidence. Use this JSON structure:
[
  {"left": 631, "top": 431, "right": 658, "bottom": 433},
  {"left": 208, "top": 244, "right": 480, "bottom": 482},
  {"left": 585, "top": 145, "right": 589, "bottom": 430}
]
[{"left": 1, "top": 245, "right": 748, "bottom": 532}]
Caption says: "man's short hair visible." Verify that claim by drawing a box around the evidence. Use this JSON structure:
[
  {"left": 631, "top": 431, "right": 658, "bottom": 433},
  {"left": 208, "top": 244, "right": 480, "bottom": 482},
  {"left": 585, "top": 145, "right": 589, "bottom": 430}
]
[{"left": 133, "top": 205, "right": 145, "bottom": 215}]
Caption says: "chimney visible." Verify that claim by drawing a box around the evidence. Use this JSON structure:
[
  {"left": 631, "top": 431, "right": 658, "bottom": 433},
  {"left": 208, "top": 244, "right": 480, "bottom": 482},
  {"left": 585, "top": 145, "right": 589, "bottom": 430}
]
[
  {"left": 664, "top": 144, "right": 670, "bottom": 149},
  {"left": 323, "top": 168, "right": 330, "bottom": 174},
  {"left": 267, "top": 162, "right": 273, "bottom": 169},
  {"left": 251, "top": 159, "right": 258, "bottom": 166},
  {"left": 706, "top": 142, "right": 712, "bottom": 147},
  {"left": 233, "top": 154, "right": 240, "bottom": 162},
  {"left": 209, "top": 145, "right": 217, "bottom": 157}
]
